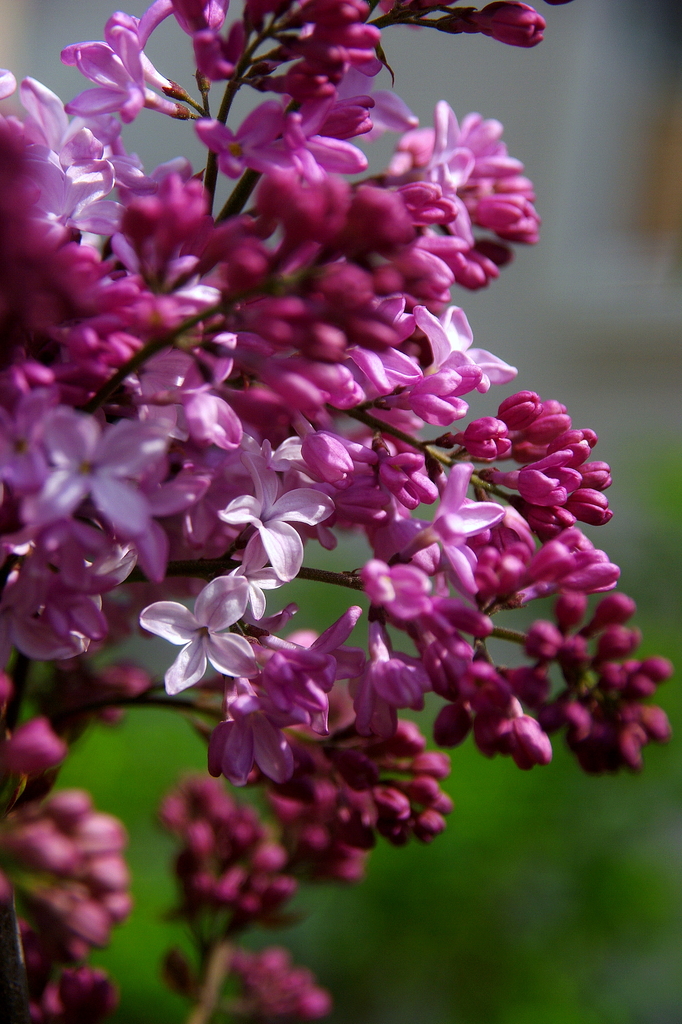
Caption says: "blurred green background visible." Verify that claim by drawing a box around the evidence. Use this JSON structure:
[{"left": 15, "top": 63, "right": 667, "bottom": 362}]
[{"left": 56, "top": 440, "right": 682, "bottom": 1024}]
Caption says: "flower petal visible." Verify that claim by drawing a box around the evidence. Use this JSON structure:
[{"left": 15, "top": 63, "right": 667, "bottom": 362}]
[
  {"left": 258, "top": 520, "right": 304, "bottom": 580},
  {"left": 165, "top": 639, "right": 207, "bottom": 693},
  {"left": 140, "top": 601, "right": 199, "bottom": 643},
  {"left": 206, "top": 633, "right": 258, "bottom": 677},
  {"left": 194, "top": 575, "right": 249, "bottom": 631}
]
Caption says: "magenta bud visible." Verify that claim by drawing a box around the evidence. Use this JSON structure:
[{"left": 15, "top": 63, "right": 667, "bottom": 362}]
[
  {"left": 554, "top": 592, "right": 587, "bottom": 632},
  {"left": 260, "top": 874, "right": 298, "bottom": 910},
  {"left": 251, "top": 842, "right": 288, "bottom": 873},
  {"left": 410, "top": 751, "right": 451, "bottom": 779},
  {"left": 380, "top": 720, "right": 426, "bottom": 757},
  {"left": 565, "top": 488, "right": 612, "bottom": 526},
  {"left": 186, "top": 821, "right": 214, "bottom": 858},
  {"left": 521, "top": 502, "right": 576, "bottom": 540},
  {"left": 583, "top": 593, "right": 637, "bottom": 634},
  {"left": 432, "top": 700, "right": 471, "bottom": 749},
  {"left": 469, "top": 2, "right": 546, "bottom": 47},
  {"left": 505, "top": 666, "right": 549, "bottom": 707},
  {"left": 618, "top": 723, "right": 646, "bottom": 771},
  {"left": 46, "top": 790, "right": 93, "bottom": 830},
  {"left": 455, "top": 417, "right": 510, "bottom": 459},
  {"left": 86, "top": 853, "right": 130, "bottom": 893},
  {"left": 511, "top": 716, "right": 552, "bottom": 768},
  {"left": 372, "top": 785, "right": 412, "bottom": 821},
  {"left": 580, "top": 460, "right": 612, "bottom": 490},
  {"left": 406, "top": 775, "right": 441, "bottom": 806},
  {"left": 497, "top": 391, "right": 543, "bottom": 430},
  {"left": 640, "top": 657, "right": 674, "bottom": 683},
  {"left": 639, "top": 705, "right": 672, "bottom": 743},
  {"left": 558, "top": 635, "right": 590, "bottom": 669},
  {"left": 413, "top": 808, "right": 447, "bottom": 842},
  {"left": 525, "top": 620, "right": 563, "bottom": 660},
  {"left": 58, "top": 965, "right": 118, "bottom": 1022},
  {"left": 74, "top": 813, "right": 127, "bottom": 855},
  {"left": 0, "top": 717, "right": 67, "bottom": 776},
  {"left": 329, "top": 749, "right": 379, "bottom": 791},
  {"left": 596, "top": 625, "right": 641, "bottom": 661},
  {"left": 523, "top": 400, "right": 571, "bottom": 444}
]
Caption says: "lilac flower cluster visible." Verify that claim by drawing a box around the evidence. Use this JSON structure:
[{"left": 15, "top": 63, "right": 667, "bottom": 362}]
[
  {"left": 21, "top": 921, "right": 118, "bottom": 1024},
  {"left": 0, "top": 0, "right": 670, "bottom": 1019},
  {"left": 0, "top": 791, "right": 131, "bottom": 963}
]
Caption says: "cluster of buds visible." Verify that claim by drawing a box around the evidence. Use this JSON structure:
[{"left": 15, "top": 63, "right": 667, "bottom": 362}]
[
  {"left": 0, "top": 791, "right": 131, "bottom": 961},
  {"left": 21, "top": 920, "right": 118, "bottom": 1024},
  {"left": 0, "top": 0, "right": 671, "bottom": 1019},
  {"left": 159, "top": 776, "right": 297, "bottom": 931},
  {"left": 268, "top": 719, "right": 453, "bottom": 881},
  {"left": 527, "top": 593, "right": 673, "bottom": 773},
  {"left": 230, "top": 946, "right": 332, "bottom": 1022}
]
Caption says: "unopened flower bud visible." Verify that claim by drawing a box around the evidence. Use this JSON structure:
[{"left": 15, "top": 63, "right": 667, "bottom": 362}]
[
  {"left": 410, "top": 751, "right": 451, "bottom": 779},
  {"left": 525, "top": 620, "right": 563, "bottom": 660},
  {"left": 433, "top": 702, "right": 472, "bottom": 747},
  {"left": 454, "top": 417, "right": 510, "bottom": 459},
  {"left": 565, "top": 488, "right": 612, "bottom": 526},
  {"left": 372, "top": 785, "right": 412, "bottom": 821},
  {"left": 583, "top": 593, "right": 637, "bottom": 635},
  {"left": 554, "top": 592, "right": 587, "bottom": 632},
  {"left": 0, "top": 717, "right": 67, "bottom": 776},
  {"left": 413, "top": 808, "right": 447, "bottom": 842},
  {"left": 497, "top": 391, "right": 543, "bottom": 430}
]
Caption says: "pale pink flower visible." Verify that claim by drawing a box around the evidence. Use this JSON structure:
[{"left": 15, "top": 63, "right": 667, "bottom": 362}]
[
  {"left": 219, "top": 456, "right": 334, "bottom": 581},
  {"left": 139, "top": 575, "right": 258, "bottom": 694},
  {"left": 23, "top": 408, "right": 167, "bottom": 536}
]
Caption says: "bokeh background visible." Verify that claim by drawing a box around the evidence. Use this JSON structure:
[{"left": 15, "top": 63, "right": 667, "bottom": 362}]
[{"left": 3, "top": 0, "right": 682, "bottom": 1020}]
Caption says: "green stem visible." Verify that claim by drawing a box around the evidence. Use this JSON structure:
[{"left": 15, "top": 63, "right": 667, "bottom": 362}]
[
  {"left": 343, "top": 407, "right": 514, "bottom": 498},
  {"left": 203, "top": 22, "right": 275, "bottom": 212},
  {"left": 128, "top": 558, "right": 365, "bottom": 592},
  {"left": 215, "top": 168, "right": 261, "bottom": 222},
  {"left": 81, "top": 303, "right": 224, "bottom": 413},
  {"left": 51, "top": 694, "right": 221, "bottom": 727},
  {"left": 490, "top": 626, "right": 527, "bottom": 645}
]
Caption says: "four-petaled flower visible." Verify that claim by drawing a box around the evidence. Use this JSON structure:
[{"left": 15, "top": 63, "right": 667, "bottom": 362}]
[
  {"left": 140, "top": 576, "right": 258, "bottom": 694},
  {"left": 219, "top": 456, "right": 334, "bottom": 581}
]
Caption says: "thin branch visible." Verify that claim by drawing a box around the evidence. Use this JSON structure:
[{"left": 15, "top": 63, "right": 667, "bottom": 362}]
[
  {"left": 51, "top": 694, "right": 222, "bottom": 728},
  {"left": 0, "top": 894, "right": 31, "bottom": 1024},
  {"left": 215, "top": 168, "right": 261, "bottom": 223},
  {"left": 185, "top": 939, "right": 233, "bottom": 1024},
  {"left": 81, "top": 303, "right": 224, "bottom": 413},
  {"left": 490, "top": 626, "right": 527, "bottom": 645},
  {"left": 128, "top": 557, "right": 366, "bottom": 592}
]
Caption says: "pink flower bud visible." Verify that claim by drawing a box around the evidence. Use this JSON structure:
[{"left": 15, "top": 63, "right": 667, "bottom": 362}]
[
  {"left": 372, "top": 785, "right": 412, "bottom": 821},
  {"left": 410, "top": 751, "right": 451, "bottom": 779},
  {"left": 511, "top": 716, "right": 552, "bottom": 768},
  {"left": 583, "top": 593, "right": 637, "bottom": 635},
  {"left": 434, "top": 702, "right": 473, "bottom": 747},
  {"left": 0, "top": 718, "right": 67, "bottom": 776},
  {"left": 565, "top": 488, "right": 612, "bottom": 526},
  {"left": 469, "top": 2, "right": 546, "bottom": 47},
  {"left": 413, "top": 808, "right": 447, "bottom": 842},
  {"left": 525, "top": 620, "right": 563, "bottom": 660},
  {"left": 639, "top": 705, "right": 671, "bottom": 743},
  {"left": 497, "top": 391, "right": 543, "bottom": 430},
  {"left": 522, "top": 400, "right": 571, "bottom": 444},
  {"left": 455, "top": 416, "right": 511, "bottom": 459},
  {"left": 554, "top": 592, "right": 587, "bottom": 632},
  {"left": 580, "top": 460, "right": 612, "bottom": 490},
  {"left": 596, "top": 625, "right": 641, "bottom": 661}
]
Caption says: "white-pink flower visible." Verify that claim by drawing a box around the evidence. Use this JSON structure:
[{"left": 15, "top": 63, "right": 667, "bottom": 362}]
[
  {"left": 23, "top": 408, "right": 167, "bottom": 536},
  {"left": 414, "top": 304, "right": 517, "bottom": 388},
  {"left": 139, "top": 576, "right": 258, "bottom": 694},
  {"left": 218, "top": 456, "right": 334, "bottom": 581}
]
